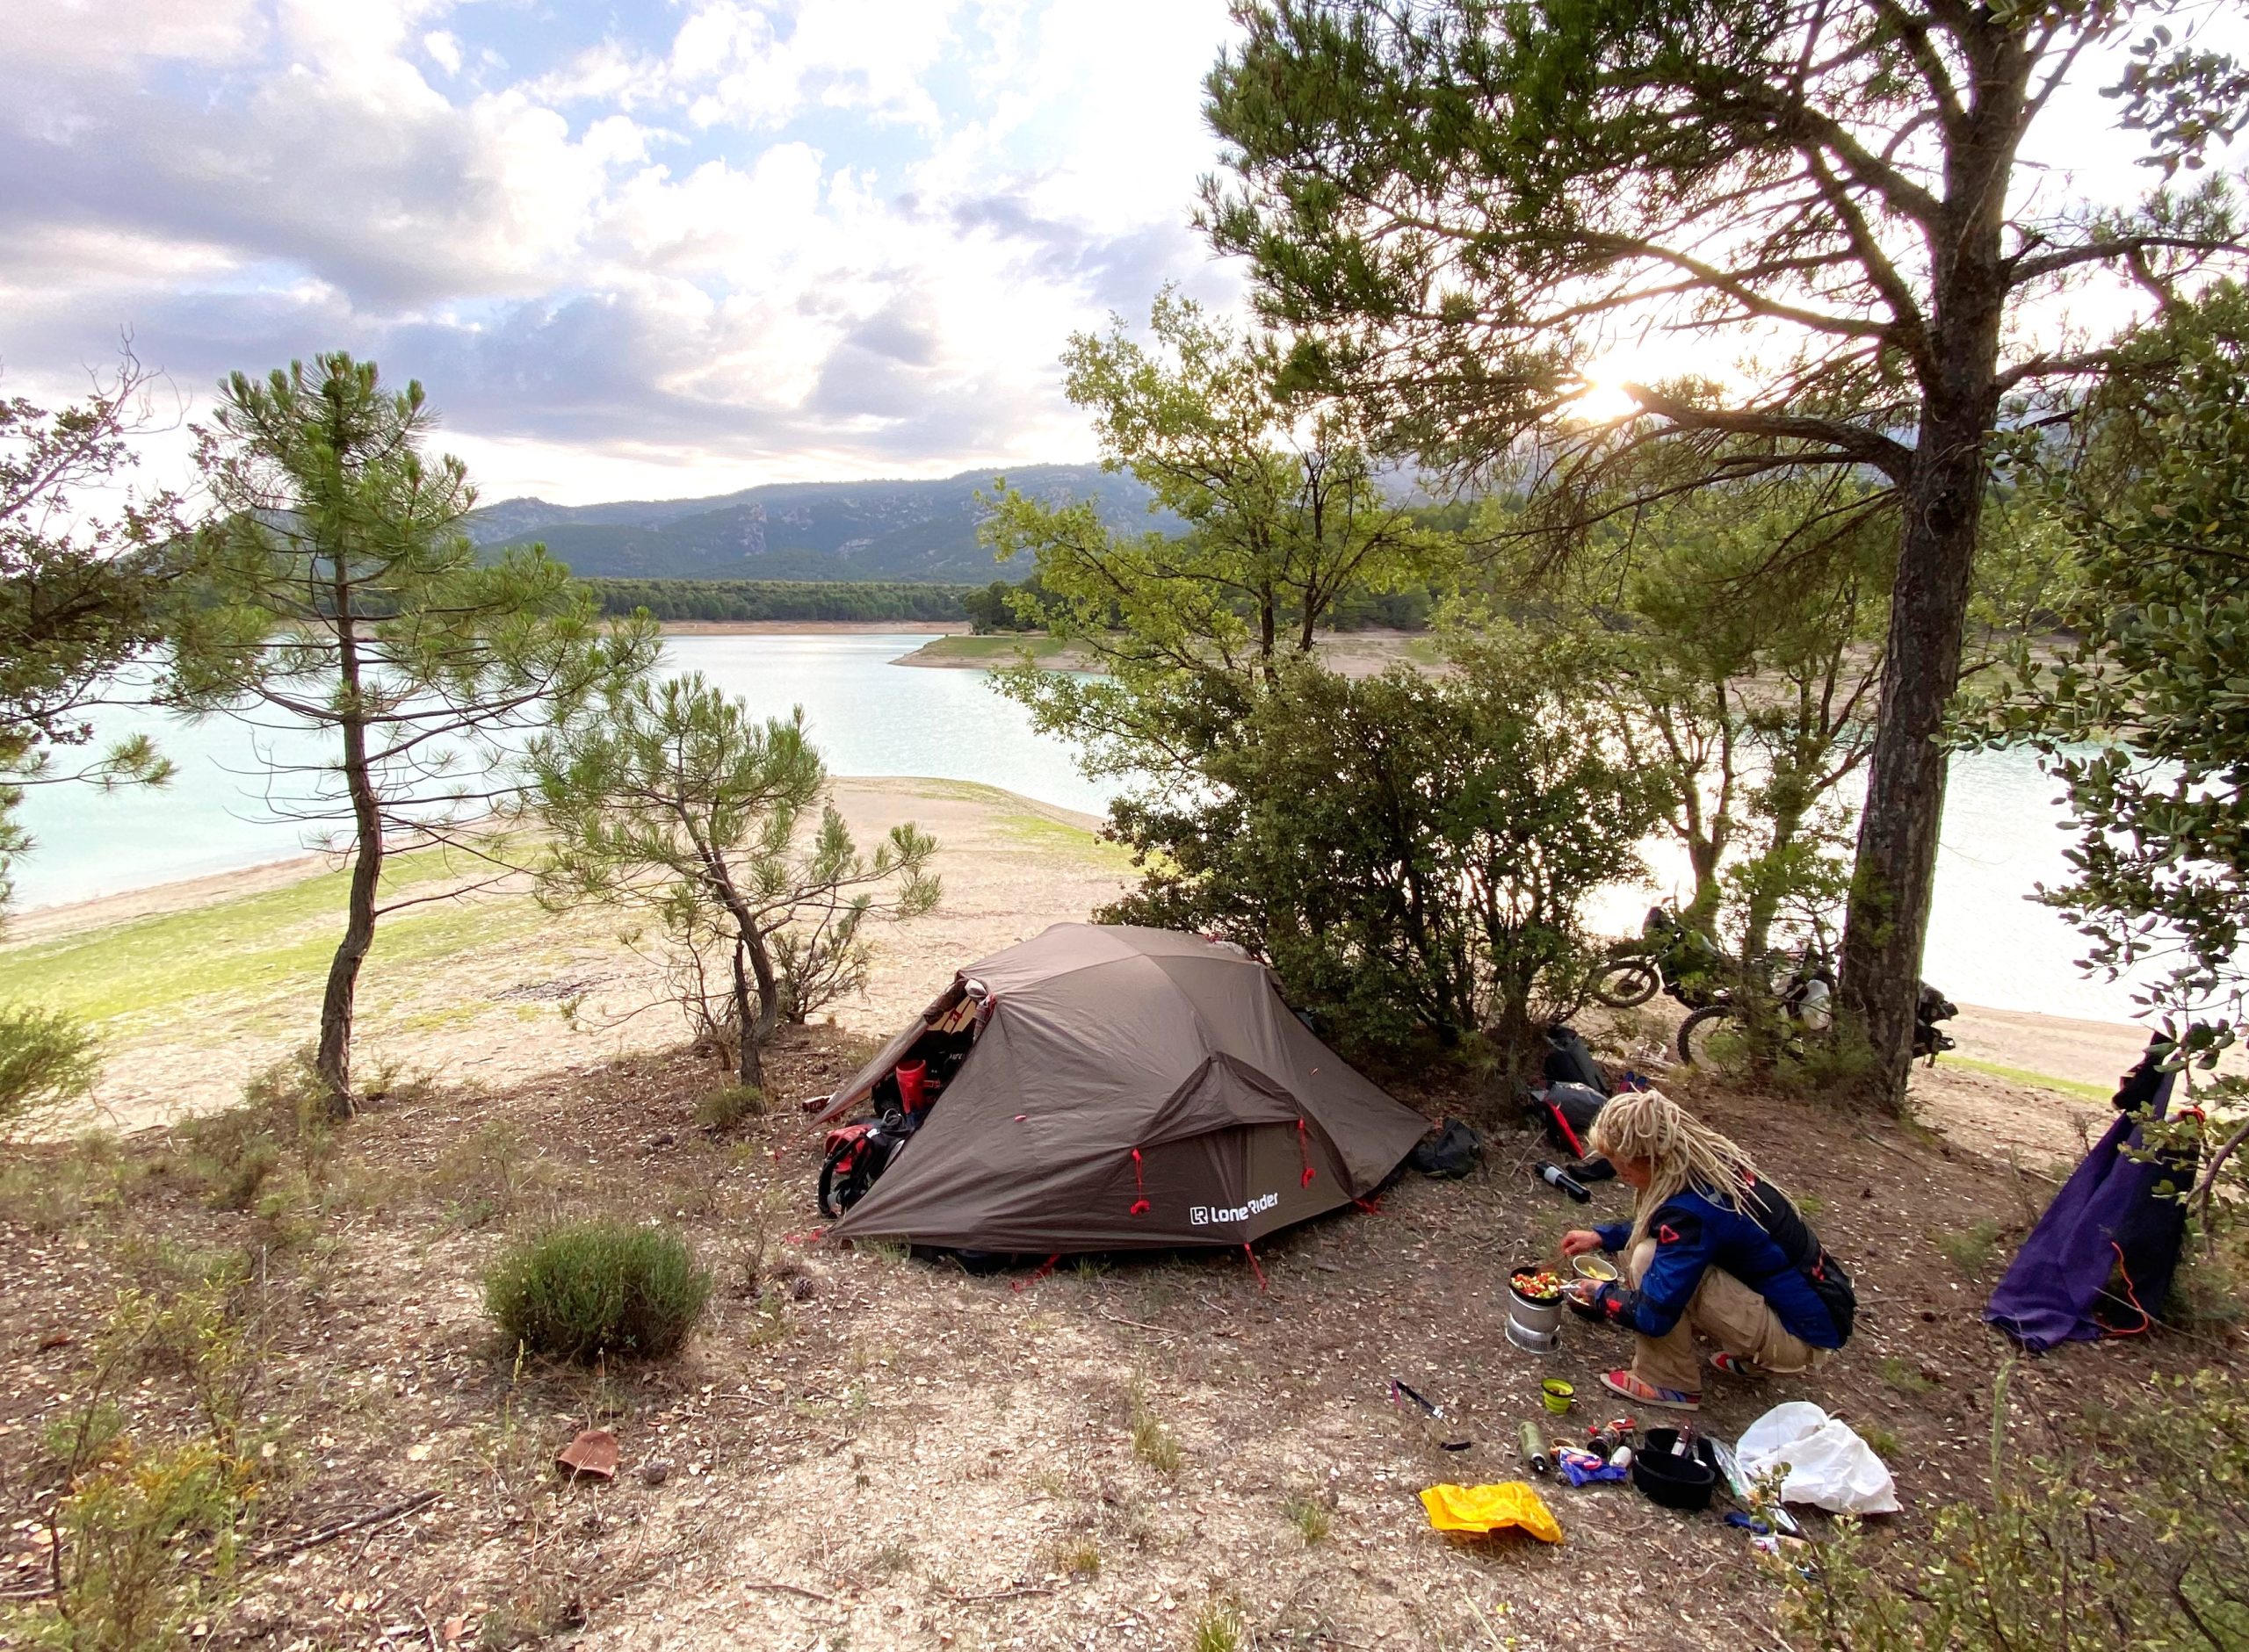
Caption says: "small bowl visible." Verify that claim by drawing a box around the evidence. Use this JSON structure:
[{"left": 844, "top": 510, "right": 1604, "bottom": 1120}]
[
  {"left": 1541, "top": 1378, "right": 1574, "bottom": 1415},
  {"left": 1573, "top": 1255, "right": 1619, "bottom": 1282}
]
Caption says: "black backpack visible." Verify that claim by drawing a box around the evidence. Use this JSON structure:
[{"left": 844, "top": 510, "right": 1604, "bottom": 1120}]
[
  {"left": 1529, "top": 1081, "right": 1608, "bottom": 1158},
  {"left": 1407, "top": 1118, "right": 1484, "bottom": 1179},
  {"left": 1542, "top": 1024, "right": 1609, "bottom": 1092},
  {"left": 1744, "top": 1178, "right": 1857, "bottom": 1345}
]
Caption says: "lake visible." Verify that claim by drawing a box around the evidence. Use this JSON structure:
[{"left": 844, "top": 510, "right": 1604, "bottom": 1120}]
[{"left": 11, "top": 631, "right": 2143, "bottom": 1022}]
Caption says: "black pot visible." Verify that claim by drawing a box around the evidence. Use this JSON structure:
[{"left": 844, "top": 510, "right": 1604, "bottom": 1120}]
[{"left": 1632, "top": 1427, "right": 1718, "bottom": 1511}]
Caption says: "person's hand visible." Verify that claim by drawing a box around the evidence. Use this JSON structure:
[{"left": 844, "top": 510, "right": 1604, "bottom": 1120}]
[
  {"left": 1560, "top": 1229, "right": 1603, "bottom": 1259},
  {"left": 1565, "top": 1277, "right": 1605, "bottom": 1306}
]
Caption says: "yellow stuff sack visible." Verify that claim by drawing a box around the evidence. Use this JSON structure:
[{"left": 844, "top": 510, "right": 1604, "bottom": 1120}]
[{"left": 1418, "top": 1481, "right": 1564, "bottom": 1544}]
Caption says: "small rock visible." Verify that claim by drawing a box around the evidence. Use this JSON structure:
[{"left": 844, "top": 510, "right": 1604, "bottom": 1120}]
[{"left": 640, "top": 1460, "right": 673, "bottom": 1486}]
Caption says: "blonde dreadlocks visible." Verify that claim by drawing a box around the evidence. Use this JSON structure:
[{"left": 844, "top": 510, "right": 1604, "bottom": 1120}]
[{"left": 1589, "top": 1090, "right": 1775, "bottom": 1252}]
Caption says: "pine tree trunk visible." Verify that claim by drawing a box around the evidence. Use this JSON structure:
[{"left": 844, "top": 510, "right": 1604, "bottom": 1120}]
[
  {"left": 1836, "top": 28, "right": 2026, "bottom": 1110},
  {"left": 1838, "top": 406, "right": 1989, "bottom": 1104},
  {"left": 741, "top": 934, "right": 777, "bottom": 1092},
  {"left": 315, "top": 640, "right": 380, "bottom": 1118}
]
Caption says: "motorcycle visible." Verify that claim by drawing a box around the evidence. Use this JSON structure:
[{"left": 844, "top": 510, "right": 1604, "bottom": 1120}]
[
  {"left": 1674, "top": 941, "right": 1959, "bottom": 1069},
  {"left": 1588, "top": 905, "right": 1729, "bottom": 1011}
]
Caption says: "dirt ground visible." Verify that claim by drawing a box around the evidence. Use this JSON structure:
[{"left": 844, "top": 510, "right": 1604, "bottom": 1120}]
[
  {"left": 4, "top": 776, "right": 2231, "bottom": 1649},
  {"left": 2, "top": 1021, "right": 2235, "bottom": 1652}
]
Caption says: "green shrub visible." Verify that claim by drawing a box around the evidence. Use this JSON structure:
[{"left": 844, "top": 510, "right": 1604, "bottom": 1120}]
[
  {"left": 0, "top": 1001, "right": 99, "bottom": 1133},
  {"left": 696, "top": 1084, "right": 767, "bottom": 1130},
  {"left": 174, "top": 1051, "right": 335, "bottom": 1212},
  {"left": 4, "top": 1283, "right": 262, "bottom": 1651},
  {"left": 1788, "top": 1367, "right": 2249, "bottom": 1648},
  {"left": 428, "top": 1119, "right": 553, "bottom": 1229},
  {"left": 483, "top": 1221, "right": 712, "bottom": 1363},
  {"left": 1103, "top": 644, "right": 1660, "bottom": 1070}
]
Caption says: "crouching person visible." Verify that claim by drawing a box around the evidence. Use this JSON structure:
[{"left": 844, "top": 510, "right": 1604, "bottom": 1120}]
[{"left": 1560, "top": 1090, "right": 1853, "bottom": 1411}]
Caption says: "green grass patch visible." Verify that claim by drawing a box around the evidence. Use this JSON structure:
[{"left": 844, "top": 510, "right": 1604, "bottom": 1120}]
[
  {"left": 1933, "top": 1219, "right": 2005, "bottom": 1277},
  {"left": 0, "top": 848, "right": 544, "bottom": 1028},
  {"left": 908, "top": 634, "right": 1081, "bottom": 665},
  {"left": 1934, "top": 1054, "right": 2111, "bottom": 1102},
  {"left": 1877, "top": 1355, "right": 1936, "bottom": 1395},
  {"left": 1127, "top": 1387, "right": 1182, "bottom": 1475},
  {"left": 996, "top": 812, "right": 1130, "bottom": 866}
]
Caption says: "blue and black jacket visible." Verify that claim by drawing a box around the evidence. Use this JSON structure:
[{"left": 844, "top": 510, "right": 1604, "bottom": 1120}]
[{"left": 1591, "top": 1175, "right": 1853, "bottom": 1349}]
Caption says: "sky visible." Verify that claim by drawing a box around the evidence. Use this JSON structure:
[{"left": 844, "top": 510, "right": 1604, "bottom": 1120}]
[
  {"left": 3, "top": 0, "right": 1247, "bottom": 503},
  {"left": 3, "top": 0, "right": 2242, "bottom": 506}
]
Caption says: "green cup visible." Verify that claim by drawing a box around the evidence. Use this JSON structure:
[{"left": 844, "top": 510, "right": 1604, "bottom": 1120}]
[{"left": 1542, "top": 1378, "right": 1574, "bottom": 1415}]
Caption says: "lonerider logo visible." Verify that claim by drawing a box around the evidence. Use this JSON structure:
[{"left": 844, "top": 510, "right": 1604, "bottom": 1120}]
[{"left": 1190, "top": 1192, "right": 1280, "bottom": 1225}]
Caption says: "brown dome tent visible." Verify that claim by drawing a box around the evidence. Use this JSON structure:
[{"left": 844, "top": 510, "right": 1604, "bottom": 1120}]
[{"left": 812, "top": 924, "right": 1429, "bottom": 1254}]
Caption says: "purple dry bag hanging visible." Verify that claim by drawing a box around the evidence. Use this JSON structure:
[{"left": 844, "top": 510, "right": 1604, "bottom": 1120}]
[{"left": 1985, "top": 1042, "right": 2197, "bottom": 1353}]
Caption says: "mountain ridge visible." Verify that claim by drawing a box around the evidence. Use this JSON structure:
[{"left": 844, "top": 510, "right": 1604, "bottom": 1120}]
[{"left": 465, "top": 463, "right": 1164, "bottom": 582}]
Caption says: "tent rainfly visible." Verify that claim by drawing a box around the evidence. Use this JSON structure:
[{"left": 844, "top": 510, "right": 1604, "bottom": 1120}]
[{"left": 813, "top": 924, "right": 1429, "bottom": 1254}]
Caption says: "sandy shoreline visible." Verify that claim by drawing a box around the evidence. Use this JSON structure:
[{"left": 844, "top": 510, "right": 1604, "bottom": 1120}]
[
  {"left": 659, "top": 619, "right": 970, "bottom": 635},
  {"left": 893, "top": 629, "right": 1438, "bottom": 677},
  {"left": 7, "top": 795, "right": 2156, "bottom": 1117}
]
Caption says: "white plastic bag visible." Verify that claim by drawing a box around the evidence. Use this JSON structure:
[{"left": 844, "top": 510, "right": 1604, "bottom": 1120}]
[{"left": 1734, "top": 1401, "right": 1901, "bottom": 1515}]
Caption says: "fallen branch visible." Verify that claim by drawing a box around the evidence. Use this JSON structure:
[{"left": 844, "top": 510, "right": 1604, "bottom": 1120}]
[
  {"left": 0, "top": 1583, "right": 56, "bottom": 1602},
  {"left": 1097, "top": 1311, "right": 1180, "bottom": 1338},
  {"left": 247, "top": 1490, "right": 439, "bottom": 1566},
  {"left": 937, "top": 1583, "right": 1057, "bottom": 1603},
  {"left": 743, "top": 1579, "right": 839, "bottom": 1604}
]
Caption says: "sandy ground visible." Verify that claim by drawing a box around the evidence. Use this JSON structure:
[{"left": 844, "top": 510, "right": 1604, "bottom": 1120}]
[
  {"left": 895, "top": 631, "right": 1437, "bottom": 680},
  {"left": 658, "top": 620, "right": 971, "bottom": 635},
  {"left": 4, "top": 1025, "right": 2227, "bottom": 1652},
  {"left": 4, "top": 782, "right": 2239, "bottom": 1650},
  {"left": 9, "top": 779, "right": 1130, "bottom": 1135},
  {"left": 7, "top": 775, "right": 2166, "bottom": 1172}
]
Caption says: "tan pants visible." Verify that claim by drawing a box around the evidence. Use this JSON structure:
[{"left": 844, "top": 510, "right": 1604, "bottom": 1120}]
[{"left": 1624, "top": 1238, "right": 1824, "bottom": 1394}]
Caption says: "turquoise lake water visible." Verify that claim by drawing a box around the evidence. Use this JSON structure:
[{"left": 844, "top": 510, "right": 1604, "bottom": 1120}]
[{"left": 11, "top": 631, "right": 2144, "bottom": 1022}]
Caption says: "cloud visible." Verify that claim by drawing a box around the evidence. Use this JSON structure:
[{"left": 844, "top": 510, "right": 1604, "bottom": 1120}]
[{"left": 0, "top": 0, "right": 1247, "bottom": 500}]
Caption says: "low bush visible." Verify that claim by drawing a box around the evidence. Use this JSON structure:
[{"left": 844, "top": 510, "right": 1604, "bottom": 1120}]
[
  {"left": 428, "top": 1119, "right": 553, "bottom": 1230},
  {"left": 1788, "top": 1366, "right": 2249, "bottom": 1648},
  {"left": 0, "top": 1001, "right": 100, "bottom": 1134},
  {"left": 173, "top": 1051, "right": 335, "bottom": 1213},
  {"left": 696, "top": 1084, "right": 767, "bottom": 1131},
  {"left": 4, "top": 1282, "right": 263, "bottom": 1652},
  {"left": 483, "top": 1221, "right": 712, "bottom": 1363}
]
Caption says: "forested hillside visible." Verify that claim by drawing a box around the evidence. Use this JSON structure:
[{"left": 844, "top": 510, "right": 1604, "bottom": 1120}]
[
  {"left": 582, "top": 579, "right": 975, "bottom": 623},
  {"left": 468, "top": 465, "right": 1162, "bottom": 581}
]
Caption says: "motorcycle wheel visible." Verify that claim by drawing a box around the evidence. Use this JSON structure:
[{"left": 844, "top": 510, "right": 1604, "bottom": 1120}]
[
  {"left": 816, "top": 1150, "right": 845, "bottom": 1219},
  {"left": 1589, "top": 956, "right": 1662, "bottom": 1008},
  {"left": 1675, "top": 1005, "right": 1744, "bottom": 1068}
]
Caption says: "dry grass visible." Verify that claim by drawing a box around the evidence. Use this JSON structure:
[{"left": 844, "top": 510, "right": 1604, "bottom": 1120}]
[{"left": 1, "top": 1026, "right": 2235, "bottom": 1651}]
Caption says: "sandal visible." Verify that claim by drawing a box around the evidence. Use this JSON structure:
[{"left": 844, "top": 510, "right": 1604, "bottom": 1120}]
[
  {"left": 1598, "top": 1368, "right": 1701, "bottom": 1411},
  {"left": 1709, "top": 1352, "right": 1773, "bottom": 1377}
]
